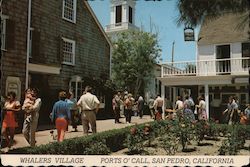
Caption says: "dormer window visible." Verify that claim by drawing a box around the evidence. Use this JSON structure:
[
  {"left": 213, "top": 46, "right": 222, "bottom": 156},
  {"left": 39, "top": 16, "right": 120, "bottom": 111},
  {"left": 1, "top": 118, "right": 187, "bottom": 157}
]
[{"left": 62, "top": 0, "right": 77, "bottom": 23}]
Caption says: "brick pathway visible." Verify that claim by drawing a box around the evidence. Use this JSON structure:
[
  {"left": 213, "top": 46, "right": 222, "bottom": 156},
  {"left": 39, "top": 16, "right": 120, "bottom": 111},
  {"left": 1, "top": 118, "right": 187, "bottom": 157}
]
[{"left": 1, "top": 116, "right": 153, "bottom": 152}]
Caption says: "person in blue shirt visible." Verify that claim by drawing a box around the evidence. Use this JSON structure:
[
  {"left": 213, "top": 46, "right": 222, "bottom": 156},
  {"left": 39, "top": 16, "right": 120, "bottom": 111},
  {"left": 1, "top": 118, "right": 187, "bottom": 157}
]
[{"left": 51, "top": 91, "right": 71, "bottom": 142}]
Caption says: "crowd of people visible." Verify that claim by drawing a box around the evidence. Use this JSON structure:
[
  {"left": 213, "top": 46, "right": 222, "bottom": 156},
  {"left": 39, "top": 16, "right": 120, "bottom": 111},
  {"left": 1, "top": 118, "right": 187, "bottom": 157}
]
[
  {"left": 222, "top": 96, "right": 250, "bottom": 125},
  {"left": 112, "top": 92, "right": 250, "bottom": 126},
  {"left": 1, "top": 87, "right": 249, "bottom": 149},
  {"left": 1, "top": 86, "right": 100, "bottom": 149},
  {"left": 112, "top": 92, "right": 165, "bottom": 124}
]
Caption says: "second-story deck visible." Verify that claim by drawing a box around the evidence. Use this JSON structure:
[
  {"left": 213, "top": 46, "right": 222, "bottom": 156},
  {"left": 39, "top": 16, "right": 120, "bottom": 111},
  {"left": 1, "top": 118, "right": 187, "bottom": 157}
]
[{"left": 161, "top": 57, "right": 250, "bottom": 77}]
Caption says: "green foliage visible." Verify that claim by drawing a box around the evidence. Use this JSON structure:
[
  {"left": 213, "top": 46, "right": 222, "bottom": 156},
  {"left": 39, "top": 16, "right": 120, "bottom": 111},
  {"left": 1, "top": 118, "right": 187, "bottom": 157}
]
[
  {"left": 159, "top": 133, "right": 179, "bottom": 155},
  {"left": 124, "top": 123, "right": 155, "bottom": 155},
  {"left": 218, "top": 124, "right": 247, "bottom": 155},
  {"left": 8, "top": 127, "right": 130, "bottom": 155},
  {"left": 112, "top": 30, "right": 161, "bottom": 95},
  {"left": 83, "top": 139, "right": 111, "bottom": 155},
  {"left": 124, "top": 127, "right": 145, "bottom": 155},
  {"left": 6, "top": 121, "right": 250, "bottom": 155},
  {"left": 194, "top": 120, "right": 210, "bottom": 144},
  {"left": 176, "top": 0, "right": 249, "bottom": 27}
]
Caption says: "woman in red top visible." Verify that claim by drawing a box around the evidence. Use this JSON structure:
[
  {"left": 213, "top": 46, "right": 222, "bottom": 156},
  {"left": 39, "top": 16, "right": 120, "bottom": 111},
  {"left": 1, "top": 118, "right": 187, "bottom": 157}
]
[{"left": 2, "top": 91, "right": 21, "bottom": 148}]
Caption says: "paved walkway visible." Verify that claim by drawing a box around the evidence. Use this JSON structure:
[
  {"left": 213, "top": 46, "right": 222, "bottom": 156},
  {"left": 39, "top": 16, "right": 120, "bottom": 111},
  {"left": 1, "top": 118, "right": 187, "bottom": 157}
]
[{"left": 1, "top": 116, "right": 153, "bottom": 152}]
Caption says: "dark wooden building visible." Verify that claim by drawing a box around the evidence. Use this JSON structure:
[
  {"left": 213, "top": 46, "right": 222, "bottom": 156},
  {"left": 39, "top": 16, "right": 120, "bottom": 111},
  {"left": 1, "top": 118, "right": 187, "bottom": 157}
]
[{"left": 1, "top": 0, "right": 112, "bottom": 127}]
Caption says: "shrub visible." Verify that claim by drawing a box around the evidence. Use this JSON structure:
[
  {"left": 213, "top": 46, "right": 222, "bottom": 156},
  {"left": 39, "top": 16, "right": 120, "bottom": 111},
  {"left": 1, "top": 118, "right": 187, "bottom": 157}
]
[
  {"left": 175, "top": 117, "right": 195, "bottom": 151},
  {"left": 194, "top": 120, "right": 209, "bottom": 144},
  {"left": 7, "top": 127, "right": 130, "bottom": 154},
  {"left": 159, "top": 133, "right": 179, "bottom": 155},
  {"left": 218, "top": 124, "right": 247, "bottom": 155},
  {"left": 83, "top": 139, "right": 111, "bottom": 155},
  {"left": 124, "top": 126, "right": 145, "bottom": 155}
]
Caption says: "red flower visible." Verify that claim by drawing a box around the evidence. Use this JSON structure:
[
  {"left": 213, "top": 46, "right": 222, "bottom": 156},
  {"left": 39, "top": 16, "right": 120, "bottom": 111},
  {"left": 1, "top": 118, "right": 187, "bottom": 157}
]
[{"left": 130, "top": 127, "right": 137, "bottom": 135}]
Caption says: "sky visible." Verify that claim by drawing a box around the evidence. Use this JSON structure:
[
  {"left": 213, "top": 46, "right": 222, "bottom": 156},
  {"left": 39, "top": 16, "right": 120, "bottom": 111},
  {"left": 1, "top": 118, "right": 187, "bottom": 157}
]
[{"left": 89, "top": 0, "right": 199, "bottom": 62}]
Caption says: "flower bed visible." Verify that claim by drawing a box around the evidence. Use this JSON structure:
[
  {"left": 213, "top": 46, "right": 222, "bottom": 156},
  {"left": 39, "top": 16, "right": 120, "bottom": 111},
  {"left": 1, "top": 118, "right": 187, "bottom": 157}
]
[{"left": 6, "top": 120, "right": 250, "bottom": 155}]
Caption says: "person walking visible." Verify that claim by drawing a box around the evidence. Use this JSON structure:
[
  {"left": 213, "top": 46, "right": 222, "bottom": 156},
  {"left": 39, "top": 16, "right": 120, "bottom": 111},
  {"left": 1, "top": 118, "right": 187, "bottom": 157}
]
[
  {"left": 66, "top": 92, "right": 78, "bottom": 132},
  {"left": 148, "top": 96, "right": 155, "bottom": 119},
  {"left": 124, "top": 93, "right": 133, "bottom": 123},
  {"left": 196, "top": 96, "right": 207, "bottom": 121},
  {"left": 51, "top": 91, "right": 71, "bottom": 142},
  {"left": 175, "top": 96, "right": 184, "bottom": 111},
  {"left": 153, "top": 95, "right": 163, "bottom": 120},
  {"left": 137, "top": 96, "right": 144, "bottom": 119},
  {"left": 223, "top": 96, "right": 238, "bottom": 125},
  {"left": 22, "top": 88, "right": 41, "bottom": 147},
  {"left": 112, "top": 93, "right": 121, "bottom": 123},
  {"left": 2, "top": 92, "right": 21, "bottom": 148},
  {"left": 77, "top": 86, "right": 100, "bottom": 134}
]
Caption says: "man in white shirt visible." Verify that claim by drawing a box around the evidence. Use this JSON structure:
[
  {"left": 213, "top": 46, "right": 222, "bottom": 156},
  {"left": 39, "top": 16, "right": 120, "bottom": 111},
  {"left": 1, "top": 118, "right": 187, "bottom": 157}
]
[
  {"left": 77, "top": 86, "right": 100, "bottom": 134},
  {"left": 153, "top": 95, "right": 164, "bottom": 120},
  {"left": 175, "top": 96, "right": 184, "bottom": 110}
]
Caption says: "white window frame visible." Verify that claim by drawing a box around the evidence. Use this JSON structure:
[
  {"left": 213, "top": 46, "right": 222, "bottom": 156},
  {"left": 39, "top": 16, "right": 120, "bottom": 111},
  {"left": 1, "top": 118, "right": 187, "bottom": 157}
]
[
  {"left": 62, "top": 0, "right": 77, "bottom": 23},
  {"left": 1, "top": 15, "right": 8, "bottom": 51},
  {"left": 62, "top": 37, "right": 75, "bottom": 65}
]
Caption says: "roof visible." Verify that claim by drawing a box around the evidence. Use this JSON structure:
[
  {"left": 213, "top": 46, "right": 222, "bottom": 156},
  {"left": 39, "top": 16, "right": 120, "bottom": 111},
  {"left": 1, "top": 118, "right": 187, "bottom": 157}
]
[
  {"left": 84, "top": 1, "right": 113, "bottom": 47},
  {"left": 198, "top": 12, "right": 250, "bottom": 45}
]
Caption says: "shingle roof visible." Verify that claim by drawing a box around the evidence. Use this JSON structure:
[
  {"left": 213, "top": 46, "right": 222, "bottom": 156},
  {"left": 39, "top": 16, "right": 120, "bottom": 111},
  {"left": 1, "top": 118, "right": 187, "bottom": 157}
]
[{"left": 198, "top": 12, "right": 250, "bottom": 45}]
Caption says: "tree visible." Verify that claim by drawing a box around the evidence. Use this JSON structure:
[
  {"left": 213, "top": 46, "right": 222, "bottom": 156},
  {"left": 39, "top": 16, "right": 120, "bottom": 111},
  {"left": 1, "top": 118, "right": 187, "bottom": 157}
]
[
  {"left": 176, "top": 0, "right": 250, "bottom": 28},
  {"left": 112, "top": 30, "right": 161, "bottom": 96}
]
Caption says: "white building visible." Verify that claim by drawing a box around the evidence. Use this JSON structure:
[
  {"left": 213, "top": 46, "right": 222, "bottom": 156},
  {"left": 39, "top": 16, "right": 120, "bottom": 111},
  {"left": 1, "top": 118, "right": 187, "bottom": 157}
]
[
  {"left": 106, "top": 0, "right": 162, "bottom": 100},
  {"left": 159, "top": 13, "right": 250, "bottom": 121},
  {"left": 105, "top": 0, "right": 139, "bottom": 40}
]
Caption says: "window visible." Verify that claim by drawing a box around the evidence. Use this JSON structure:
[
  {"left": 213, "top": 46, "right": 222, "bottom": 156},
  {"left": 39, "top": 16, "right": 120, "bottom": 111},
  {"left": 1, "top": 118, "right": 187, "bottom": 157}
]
[
  {"left": 62, "top": 37, "right": 75, "bottom": 65},
  {"left": 129, "top": 6, "right": 133, "bottom": 24},
  {"left": 242, "top": 42, "right": 250, "bottom": 68},
  {"left": 115, "top": 5, "right": 122, "bottom": 24},
  {"left": 62, "top": 0, "right": 77, "bottom": 23},
  {"left": 1, "top": 18, "right": 6, "bottom": 50},
  {"left": 216, "top": 45, "right": 231, "bottom": 73}
]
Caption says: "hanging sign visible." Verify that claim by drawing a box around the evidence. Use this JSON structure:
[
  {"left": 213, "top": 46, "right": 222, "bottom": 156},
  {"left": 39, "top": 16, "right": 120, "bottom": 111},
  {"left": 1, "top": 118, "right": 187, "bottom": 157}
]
[{"left": 184, "top": 27, "right": 195, "bottom": 41}]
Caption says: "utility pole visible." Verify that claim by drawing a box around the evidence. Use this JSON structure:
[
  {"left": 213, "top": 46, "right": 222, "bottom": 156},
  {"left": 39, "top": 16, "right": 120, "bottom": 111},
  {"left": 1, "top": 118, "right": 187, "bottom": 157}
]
[{"left": 171, "top": 40, "right": 175, "bottom": 66}]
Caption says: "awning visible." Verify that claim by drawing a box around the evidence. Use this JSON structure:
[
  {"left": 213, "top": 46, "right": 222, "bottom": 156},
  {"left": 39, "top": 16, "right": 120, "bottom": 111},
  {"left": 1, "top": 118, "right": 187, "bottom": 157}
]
[
  {"left": 28, "top": 63, "right": 61, "bottom": 74},
  {"left": 158, "top": 75, "right": 248, "bottom": 86}
]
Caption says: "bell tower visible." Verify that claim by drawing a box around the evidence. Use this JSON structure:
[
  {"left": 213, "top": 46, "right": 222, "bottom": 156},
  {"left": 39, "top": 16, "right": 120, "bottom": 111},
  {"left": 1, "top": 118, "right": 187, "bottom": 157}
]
[{"left": 106, "top": 0, "right": 139, "bottom": 39}]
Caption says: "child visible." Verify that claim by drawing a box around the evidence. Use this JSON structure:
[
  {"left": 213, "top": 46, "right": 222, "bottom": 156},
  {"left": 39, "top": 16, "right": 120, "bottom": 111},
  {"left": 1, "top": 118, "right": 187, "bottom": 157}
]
[{"left": 22, "top": 89, "right": 35, "bottom": 115}]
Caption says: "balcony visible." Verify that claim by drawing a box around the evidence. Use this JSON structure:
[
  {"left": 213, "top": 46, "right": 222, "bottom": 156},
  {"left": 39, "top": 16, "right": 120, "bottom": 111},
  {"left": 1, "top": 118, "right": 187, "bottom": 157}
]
[{"left": 161, "top": 57, "right": 250, "bottom": 77}]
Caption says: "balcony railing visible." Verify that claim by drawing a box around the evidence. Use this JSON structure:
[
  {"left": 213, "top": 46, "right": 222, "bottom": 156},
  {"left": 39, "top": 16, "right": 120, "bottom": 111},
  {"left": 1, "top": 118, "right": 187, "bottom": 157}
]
[{"left": 161, "top": 57, "right": 250, "bottom": 77}]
